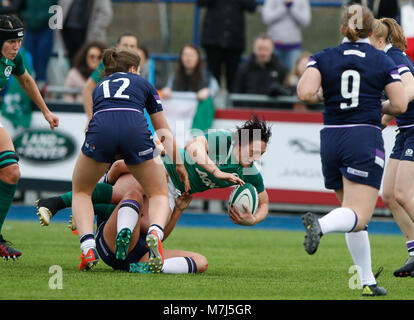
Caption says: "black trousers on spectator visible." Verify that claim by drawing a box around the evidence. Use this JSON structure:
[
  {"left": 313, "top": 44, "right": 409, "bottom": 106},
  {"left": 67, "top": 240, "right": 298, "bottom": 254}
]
[
  {"left": 61, "top": 27, "right": 87, "bottom": 66},
  {"left": 203, "top": 45, "right": 243, "bottom": 92}
]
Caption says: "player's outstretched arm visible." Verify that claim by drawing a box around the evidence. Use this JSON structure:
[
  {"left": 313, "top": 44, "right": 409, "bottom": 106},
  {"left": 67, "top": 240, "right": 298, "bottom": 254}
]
[
  {"left": 185, "top": 136, "right": 244, "bottom": 186},
  {"left": 15, "top": 71, "right": 59, "bottom": 130}
]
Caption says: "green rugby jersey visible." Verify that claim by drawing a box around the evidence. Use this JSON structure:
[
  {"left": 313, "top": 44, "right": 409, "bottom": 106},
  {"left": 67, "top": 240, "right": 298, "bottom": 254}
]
[
  {"left": 0, "top": 52, "right": 26, "bottom": 90},
  {"left": 90, "top": 60, "right": 104, "bottom": 83},
  {"left": 163, "top": 129, "right": 265, "bottom": 194}
]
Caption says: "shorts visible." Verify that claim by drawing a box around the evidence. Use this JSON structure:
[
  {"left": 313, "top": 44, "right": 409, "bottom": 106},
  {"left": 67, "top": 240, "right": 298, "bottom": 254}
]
[
  {"left": 320, "top": 125, "right": 385, "bottom": 190},
  {"left": 82, "top": 110, "right": 158, "bottom": 165},
  {"left": 389, "top": 127, "right": 414, "bottom": 162},
  {"left": 95, "top": 220, "right": 148, "bottom": 271},
  {"left": 168, "top": 175, "right": 181, "bottom": 211}
]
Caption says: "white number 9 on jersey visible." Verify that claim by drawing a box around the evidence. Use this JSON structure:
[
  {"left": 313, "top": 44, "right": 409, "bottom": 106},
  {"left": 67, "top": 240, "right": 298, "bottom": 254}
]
[{"left": 340, "top": 70, "right": 360, "bottom": 109}]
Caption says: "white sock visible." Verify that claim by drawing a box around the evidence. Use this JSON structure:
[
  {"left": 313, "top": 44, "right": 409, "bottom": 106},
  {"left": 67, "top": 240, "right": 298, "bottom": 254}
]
[
  {"left": 161, "top": 257, "right": 197, "bottom": 274},
  {"left": 148, "top": 224, "right": 164, "bottom": 241},
  {"left": 345, "top": 230, "right": 376, "bottom": 286},
  {"left": 406, "top": 240, "right": 414, "bottom": 257},
  {"left": 319, "top": 207, "right": 358, "bottom": 235},
  {"left": 117, "top": 200, "right": 140, "bottom": 233},
  {"left": 80, "top": 237, "right": 96, "bottom": 255}
]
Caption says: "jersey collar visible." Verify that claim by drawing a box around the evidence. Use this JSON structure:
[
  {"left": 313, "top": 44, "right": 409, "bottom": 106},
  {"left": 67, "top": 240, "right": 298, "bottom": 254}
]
[
  {"left": 342, "top": 37, "right": 371, "bottom": 45},
  {"left": 384, "top": 43, "right": 393, "bottom": 53}
]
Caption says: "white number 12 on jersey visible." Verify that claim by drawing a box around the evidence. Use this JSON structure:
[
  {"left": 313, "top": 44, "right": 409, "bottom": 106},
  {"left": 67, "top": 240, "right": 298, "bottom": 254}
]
[
  {"left": 340, "top": 70, "right": 360, "bottom": 109},
  {"left": 100, "top": 78, "right": 130, "bottom": 99}
]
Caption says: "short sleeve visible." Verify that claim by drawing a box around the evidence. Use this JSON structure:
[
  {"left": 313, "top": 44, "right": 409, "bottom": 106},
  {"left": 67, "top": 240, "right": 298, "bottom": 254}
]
[
  {"left": 383, "top": 55, "right": 402, "bottom": 85},
  {"left": 306, "top": 51, "right": 323, "bottom": 70},
  {"left": 11, "top": 52, "right": 26, "bottom": 76},
  {"left": 145, "top": 84, "right": 163, "bottom": 114}
]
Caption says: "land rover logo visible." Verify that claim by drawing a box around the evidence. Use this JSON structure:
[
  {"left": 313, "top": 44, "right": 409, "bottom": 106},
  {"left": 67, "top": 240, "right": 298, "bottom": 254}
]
[{"left": 13, "top": 129, "right": 76, "bottom": 162}]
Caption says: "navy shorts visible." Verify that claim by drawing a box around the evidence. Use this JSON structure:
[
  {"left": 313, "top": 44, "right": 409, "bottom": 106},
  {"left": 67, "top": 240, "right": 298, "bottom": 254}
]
[
  {"left": 320, "top": 125, "right": 385, "bottom": 190},
  {"left": 389, "top": 127, "right": 414, "bottom": 162},
  {"left": 95, "top": 220, "right": 148, "bottom": 271},
  {"left": 82, "top": 110, "right": 157, "bottom": 165}
]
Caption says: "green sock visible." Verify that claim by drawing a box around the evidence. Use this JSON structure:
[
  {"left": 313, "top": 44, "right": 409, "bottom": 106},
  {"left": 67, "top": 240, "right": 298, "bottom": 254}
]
[
  {"left": 0, "top": 179, "right": 18, "bottom": 234},
  {"left": 60, "top": 183, "right": 113, "bottom": 207},
  {"left": 93, "top": 203, "right": 117, "bottom": 221}
]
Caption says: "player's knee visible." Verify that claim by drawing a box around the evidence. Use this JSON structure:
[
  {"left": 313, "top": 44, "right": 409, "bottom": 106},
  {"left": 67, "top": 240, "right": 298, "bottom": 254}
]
[
  {"left": 194, "top": 254, "right": 208, "bottom": 273},
  {"left": 394, "top": 187, "right": 409, "bottom": 209},
  {"left": 124, "top": 189, "right": 144, "bottom": 207},
  {"left": 0, "top": 163, "right": 20, "bottom": 185},
  {"left": 381, "top": 189, "right": 396, "bottom": 208}
]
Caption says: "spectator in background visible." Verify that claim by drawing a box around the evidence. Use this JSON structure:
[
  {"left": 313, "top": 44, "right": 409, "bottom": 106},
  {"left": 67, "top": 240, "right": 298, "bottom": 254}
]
[
  {"left": 63, "top": 41, "right": 108, "bottom": 103},
  {"left": 262, "top": 0, "right": 311, "bottom": 72},
  {"left": 232, "top": 34, "right": 289, "bottom": 107},
  {"left": 161, "top": 44, "right": 219, "bottom": 102},
  {"left": 350, "top": 0, "right": 400, "bottom": 20},
  {"left": 0, "top": 0, "right": 24, "bottom": 15},
  {"left": 137, "top": 46, "right": 150, "bottom": 81},
  {"left": 59, "top": 0, "right": 113, "bottom": 65},
  {"left": 21, "top": 0, "right": 57, "bottom": 90},
  {"left": 284, "top": 51, "right": 313, "bottom": 111},
  {"left": 197, "top": 0, "right": 256, "bottom": 92}
]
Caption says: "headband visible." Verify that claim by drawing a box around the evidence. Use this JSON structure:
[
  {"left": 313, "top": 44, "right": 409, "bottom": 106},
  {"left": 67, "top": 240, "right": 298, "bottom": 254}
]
[{"left": 0, "top": 27, "right": 24, "bottom": 40}]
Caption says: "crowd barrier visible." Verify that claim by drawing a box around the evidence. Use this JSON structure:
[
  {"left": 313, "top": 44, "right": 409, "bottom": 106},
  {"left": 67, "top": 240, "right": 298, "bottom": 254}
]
[{"left": 2, "top": 93, "right": 396, "bottom": 215}]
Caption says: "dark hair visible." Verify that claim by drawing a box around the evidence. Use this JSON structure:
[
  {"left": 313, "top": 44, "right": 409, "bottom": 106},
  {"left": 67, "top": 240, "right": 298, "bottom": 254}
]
[
  {"left": 72, "top": 41, "right": 108, "bottom": 79},
  {"left": 342, "top": 4, "right": 375, "bottom": 42},
  {"left": 0, "top": 14, "right": 24, "bottom": 30},
  {"left": 102, "top": 48, "right": 141, "bottom": 77},
  {"left": 175, "top": 44, "right": 203, "bottom": 91},
  {"left": 234, "top": 114, "right": 272, "bottom": 146},
  {"left": 116, "top": 31, "right": 139, "bottom": 47}
]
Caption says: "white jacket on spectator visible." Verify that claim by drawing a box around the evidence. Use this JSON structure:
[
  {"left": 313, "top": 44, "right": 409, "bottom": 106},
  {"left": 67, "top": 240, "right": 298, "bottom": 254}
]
[{"left": 262, "top": 0, "right": 311, "bottom": 45}]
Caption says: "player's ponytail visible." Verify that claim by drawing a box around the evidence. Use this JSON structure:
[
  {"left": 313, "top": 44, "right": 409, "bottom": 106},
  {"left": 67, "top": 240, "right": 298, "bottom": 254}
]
[
  {"left": 342, "top": 4, "right": 375, "bottom": 42},
  {"left": 380, "top": 18, "right": 407, "bottom": 52},
  {"left": 102, "top": 47, "right": 141, "bottom": 77}
]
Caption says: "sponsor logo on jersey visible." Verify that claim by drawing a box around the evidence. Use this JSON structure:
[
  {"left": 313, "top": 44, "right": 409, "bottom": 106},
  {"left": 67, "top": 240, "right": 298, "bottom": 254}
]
[{"left": 195, "top": 167, "right": 217, "bottom": 188}]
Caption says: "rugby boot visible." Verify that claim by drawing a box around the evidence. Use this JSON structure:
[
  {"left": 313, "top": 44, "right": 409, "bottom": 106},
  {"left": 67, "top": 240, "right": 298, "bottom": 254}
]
[
  {"left": 129, "top": 262, "right": 152, "bottom": 273},
  {"left": 302, "top": 212, "right": 323, "bottom": 255},
  {"left": 35, "top": 197, "right": 65, "bottom": 226},
  {"left": 78, "top": 248, "right": 99, "bottom": 271},
  {"left": 0, "top": 235, "right": 22, "bottom": 260},
  {"left": 393, "top": 256, "right": 414, "bottom": 277},
  {"left": 115, "top": 228, "right": 131, "bottom": 261},
  {"left": 146, "top": 230, "right": 164, "bottom": 273}
]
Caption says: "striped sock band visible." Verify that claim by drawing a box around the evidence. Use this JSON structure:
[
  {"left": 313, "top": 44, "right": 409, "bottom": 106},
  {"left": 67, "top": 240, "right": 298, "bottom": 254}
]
[
  {"left": 148, "top": 224, "right": 164, "bottom": 241},
  {"left": 184, "top": 257, "right": 197, "bottom": 274},
  {"left": 407, "top": 240, "right": 414, "bottom": 256}
]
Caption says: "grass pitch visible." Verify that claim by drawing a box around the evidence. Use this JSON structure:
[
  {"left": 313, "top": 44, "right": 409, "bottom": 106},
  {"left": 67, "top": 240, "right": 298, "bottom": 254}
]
[{"left": 1, "top": 219, "right": 414, "bottom": 300}]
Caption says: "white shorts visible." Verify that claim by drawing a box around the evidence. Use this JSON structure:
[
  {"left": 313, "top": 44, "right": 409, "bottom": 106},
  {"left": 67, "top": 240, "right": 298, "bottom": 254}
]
[{"left": 168, "top": 176, "right": 181, "bottom": 212}]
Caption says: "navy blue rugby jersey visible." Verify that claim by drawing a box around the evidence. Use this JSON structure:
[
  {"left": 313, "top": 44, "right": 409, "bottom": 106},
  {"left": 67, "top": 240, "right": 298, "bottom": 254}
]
[
  {"left": 92, "top": 72, "right": 163, "bottom": 115},
  {"left": 385, "top": 45, "right": 414, "bottom": 127},
  {"left": 307, "top": 38, "right": 401, "bottom": 127}
]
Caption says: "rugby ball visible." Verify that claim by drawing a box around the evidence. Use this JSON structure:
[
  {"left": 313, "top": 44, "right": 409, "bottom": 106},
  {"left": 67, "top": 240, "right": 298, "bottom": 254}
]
[{"left": 228, "top": 183, "right": 259, "bottom": 215}]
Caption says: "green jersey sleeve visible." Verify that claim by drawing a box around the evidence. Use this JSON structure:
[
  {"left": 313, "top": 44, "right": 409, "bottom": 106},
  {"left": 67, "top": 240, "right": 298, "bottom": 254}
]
[
  {"left": 243, "top": 165, "right": 265, "bottom": 194},
  {"left": 11, "top": 52, "right": 26, "bottom": 77},
  {"left": 91, "top": 60, "right": 104, "bottom": 83}
]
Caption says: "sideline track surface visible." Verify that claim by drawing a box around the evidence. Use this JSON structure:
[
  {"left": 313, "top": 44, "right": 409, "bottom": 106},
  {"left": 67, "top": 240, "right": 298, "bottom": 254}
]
[{"left": 7, "top": 205, "right": 402, "bottom": 236}]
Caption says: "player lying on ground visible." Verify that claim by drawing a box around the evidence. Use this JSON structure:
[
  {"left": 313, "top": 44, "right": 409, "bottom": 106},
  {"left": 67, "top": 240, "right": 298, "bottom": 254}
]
[{"left": 37, "top": 116, "right": 271, "bottom": 229}]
